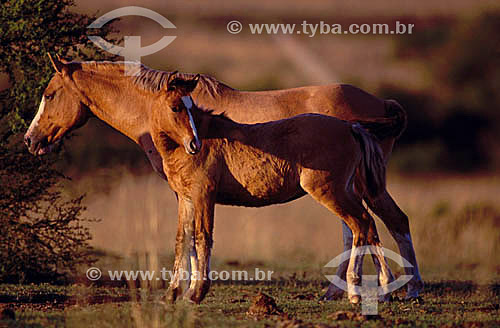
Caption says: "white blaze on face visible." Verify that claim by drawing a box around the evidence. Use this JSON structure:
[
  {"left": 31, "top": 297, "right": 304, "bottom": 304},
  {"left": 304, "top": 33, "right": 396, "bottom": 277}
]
[
  {"left": 27, "top": 96, "right": 46, "bottom": 134},
  {"left": 181, "top": 96, "right": 200, "bottom": 147}
]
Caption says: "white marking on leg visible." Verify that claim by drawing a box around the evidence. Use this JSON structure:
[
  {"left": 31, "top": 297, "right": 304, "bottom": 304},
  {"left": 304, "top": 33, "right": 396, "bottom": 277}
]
[
  {"left": 347, "top": 242, "right": 364, "bottom": 302},
  {"left": 27, "top": 96, "right": 46, "bottom": 134},
  {"left": 394, "top": 232, "right": 423, "bottom": 297},
  {"left": 184, "top": 201, "right": 195, "bottom": 286},
  {"left": 369, "top": 245, "right": 394, "bottom": 299},
  {"left": 180, "top": 200, "right": 200, "bottom": 300},
  {"left": 171, "top": 199, "right": 196, "bottom": 296},
  {"left": 189, "top": 245, "right": 198, "bottom": 284}
]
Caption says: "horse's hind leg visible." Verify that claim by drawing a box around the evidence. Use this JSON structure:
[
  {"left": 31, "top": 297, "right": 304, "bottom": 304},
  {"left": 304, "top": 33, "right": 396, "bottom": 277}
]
[
  {"left": 365, "top": 190, "right": 424, "bottom": 299},
  {"left": 300, "top": 174, "right": 394, "bottom": 304},
  {"left": 321, "top": 222, "right": 353, "bottom": 300},
  {"left": 322, "top": 220, "right": 393, "bottom": 301}
]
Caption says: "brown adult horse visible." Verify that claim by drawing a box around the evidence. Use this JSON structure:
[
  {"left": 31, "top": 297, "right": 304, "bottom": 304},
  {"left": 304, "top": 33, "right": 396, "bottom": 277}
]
[{"left": 24, "top": 56, "right": 422, "bottom": 302}]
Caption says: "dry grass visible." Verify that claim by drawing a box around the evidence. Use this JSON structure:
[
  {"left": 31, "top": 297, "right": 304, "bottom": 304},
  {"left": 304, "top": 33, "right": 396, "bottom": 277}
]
[{"left": 67, "top": 171, "right": 500, "bottom": 282}]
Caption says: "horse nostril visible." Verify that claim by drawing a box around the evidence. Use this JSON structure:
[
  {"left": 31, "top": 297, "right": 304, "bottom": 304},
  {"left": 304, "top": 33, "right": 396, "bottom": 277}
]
[{"left": 24, "top": 135, "right": 31, "bottom": 147}]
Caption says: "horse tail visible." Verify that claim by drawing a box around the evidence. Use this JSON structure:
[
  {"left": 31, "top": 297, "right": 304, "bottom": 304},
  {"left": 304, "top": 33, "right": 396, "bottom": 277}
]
[
  {"left": 354, "top": 99, "right": 408, "bottom": 140},
  {"left": 351, "top": 123, "right": 386, "bottom": 199},
  {"left": 385, "top": 99, "right": 407, "bottom": 139}
]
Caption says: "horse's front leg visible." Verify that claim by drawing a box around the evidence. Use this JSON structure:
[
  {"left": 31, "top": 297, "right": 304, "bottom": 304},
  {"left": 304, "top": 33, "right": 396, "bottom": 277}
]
[
  {"left": 182, "top": 192, "right": 216, "bottom": 304},
  {"left": 166, "top": 197, "right": 196, "bottom": 303}
]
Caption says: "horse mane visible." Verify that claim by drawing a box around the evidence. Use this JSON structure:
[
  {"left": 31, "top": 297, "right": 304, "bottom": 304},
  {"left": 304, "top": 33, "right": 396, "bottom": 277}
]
[
  {"left": 195, "top": 106, "right": 233, "bottom": 123},
  {"left": 77, "top": 61, "right": 233, "bottom": 98}
]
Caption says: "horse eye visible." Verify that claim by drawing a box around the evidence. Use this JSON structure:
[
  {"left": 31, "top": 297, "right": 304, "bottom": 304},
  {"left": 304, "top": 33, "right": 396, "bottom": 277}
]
[
  {"left": 45, "top": 93, "right": 54, "bottom": 100},
  {"left": 172, "top": 106, "right": 182, "bottom": 113}
]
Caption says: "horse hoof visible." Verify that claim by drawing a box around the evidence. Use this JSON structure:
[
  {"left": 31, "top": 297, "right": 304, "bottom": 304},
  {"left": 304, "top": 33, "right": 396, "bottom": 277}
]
[
  {"left": 348, "top": 295, "right": 361, "bottom": 304},
  {"left": 166, "top": 286, "right": 181, "bottom": 304},
  {"left": 379, "top": 293, "right": 393, "bottom": 302},
  {"left": 319, "top": 289, "right": 344, "bottom": 301},
  {"left": 182, "top": 289, "right": 196, "bottom": 303},
  {"left": 405, "top": 296, "right": 424, "bottom": 304},
  {"left": 179, "top": 297, "right": 197, "bottom": 305}
]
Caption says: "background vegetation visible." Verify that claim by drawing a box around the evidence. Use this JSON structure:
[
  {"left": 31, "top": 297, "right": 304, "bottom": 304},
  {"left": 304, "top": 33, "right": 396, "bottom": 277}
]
[{"left": 0, "top": 0, "right": 114, "bottom": 283}]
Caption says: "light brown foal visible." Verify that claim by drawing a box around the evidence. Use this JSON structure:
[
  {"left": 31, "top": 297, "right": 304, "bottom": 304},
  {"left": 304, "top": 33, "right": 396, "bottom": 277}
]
[
  {"left": 149, "top": 75, "right": 400, "bottom": 303},
  {"left": 24, "top": 57, "right": 422, "bottom": 303}
]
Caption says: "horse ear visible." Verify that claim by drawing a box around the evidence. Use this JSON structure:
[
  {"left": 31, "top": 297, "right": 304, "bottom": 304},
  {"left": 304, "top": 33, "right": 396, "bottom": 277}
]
[
  {"left": 186, "top": 74, "right": 200, "bottom": 92},
  {"left": 47, "top": 52, "right": 70, "bottom": 75},
  {"left": 56, "top": 54, "right": 69, "bottom": 64},
  {"left": 47, "top": 53, "right": 65, "bottom": 74},
  {"left": 166, "top": 70, "right": 179, "bottom": 90}
]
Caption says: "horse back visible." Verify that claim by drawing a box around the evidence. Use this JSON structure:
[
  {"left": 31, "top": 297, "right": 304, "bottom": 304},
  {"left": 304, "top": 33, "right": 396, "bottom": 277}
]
[{"left": 200, "top": 84, "right": 386, "bottom": 124}]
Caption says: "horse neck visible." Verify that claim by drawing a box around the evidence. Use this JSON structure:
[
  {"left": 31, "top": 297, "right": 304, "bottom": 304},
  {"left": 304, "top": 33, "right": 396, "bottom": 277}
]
[
  {"left": 191, "top": 84, "right": 275, "bottom": 124},
  {"left": 73, "top": 70, "right": 152, "bottom": 143},
  {"left": 193, "top": 107, "right": 243, "bottom": 140},
  {"left": 192, "top": 79, "right": 238, "bottom": 111}
]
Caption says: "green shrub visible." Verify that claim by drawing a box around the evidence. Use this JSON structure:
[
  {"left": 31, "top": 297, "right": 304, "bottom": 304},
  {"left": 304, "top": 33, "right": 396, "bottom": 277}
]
[{"left": 0, "top": 0, "right": 115, "bottom": 283}]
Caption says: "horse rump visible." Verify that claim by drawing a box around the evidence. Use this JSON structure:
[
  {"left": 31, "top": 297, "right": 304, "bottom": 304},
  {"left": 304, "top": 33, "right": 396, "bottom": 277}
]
[{"left": 354, "top": 99, "right": 407, "bottom": 140}]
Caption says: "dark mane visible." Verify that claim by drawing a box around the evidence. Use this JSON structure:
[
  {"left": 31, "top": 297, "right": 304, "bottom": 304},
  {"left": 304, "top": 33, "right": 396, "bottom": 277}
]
[
  {"left": 132, "top": 66, "right": 234, "bottom": 97},
  {"left": 78, "top": 61, "right": 234, "bottom": 97},
  {"left": 195, "top": 105, "right": 233, "bottom": 123}
]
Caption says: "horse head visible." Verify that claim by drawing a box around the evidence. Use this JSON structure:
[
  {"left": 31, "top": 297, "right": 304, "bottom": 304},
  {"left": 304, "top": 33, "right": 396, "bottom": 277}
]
[
  {"left": 156, "top": 73, "right": 202, "bottom": 155},
  {"left": 24, "top": 54, "right": 92, "bottom": 155}
]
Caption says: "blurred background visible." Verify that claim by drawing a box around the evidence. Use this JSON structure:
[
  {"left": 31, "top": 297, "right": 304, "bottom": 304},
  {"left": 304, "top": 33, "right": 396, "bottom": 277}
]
[{"left": 5, "top": 0, "right": 498, "bottom": 281}]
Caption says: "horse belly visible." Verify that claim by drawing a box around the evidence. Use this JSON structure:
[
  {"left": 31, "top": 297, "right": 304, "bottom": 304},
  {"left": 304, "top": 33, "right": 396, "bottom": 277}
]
[{"left": 217, "top": 156, "right": 303, "bottom": 207}]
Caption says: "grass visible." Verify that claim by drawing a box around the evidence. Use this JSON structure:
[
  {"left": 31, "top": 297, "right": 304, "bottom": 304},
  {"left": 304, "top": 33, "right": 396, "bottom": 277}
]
[
  {"left": 1, "top": 274, "right": 499, "bottom": 327},
  {"left": 0, "top": 171, "right": 491, "bottom": 326}
]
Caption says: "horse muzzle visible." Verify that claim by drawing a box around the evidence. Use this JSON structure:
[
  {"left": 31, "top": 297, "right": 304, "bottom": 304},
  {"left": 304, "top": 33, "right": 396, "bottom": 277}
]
[
  {"left": 184, "top": 138, "right": 202, "bottom": 155},
  {"left": 24, "top": 133, "right": 58, "bottom": 156}
]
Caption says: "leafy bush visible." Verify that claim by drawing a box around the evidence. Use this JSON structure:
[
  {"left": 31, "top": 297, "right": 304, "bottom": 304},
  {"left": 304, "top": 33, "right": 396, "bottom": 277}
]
[
  {"left": 0, "top": 145, "right": 97, "bottom": 283},
  {"left": 0, "top": 0, "right": 115, "bottom": 283}
]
